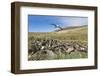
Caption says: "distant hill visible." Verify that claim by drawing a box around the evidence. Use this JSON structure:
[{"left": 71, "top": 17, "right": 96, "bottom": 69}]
[
  {"left": 29, "top": 25, "right": 88, "bottom": 42},
  {"left": 55, "top": 25, "right": 87, "bottom": 32}
]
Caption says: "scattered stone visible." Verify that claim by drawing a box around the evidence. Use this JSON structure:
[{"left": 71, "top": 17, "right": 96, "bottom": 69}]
[{"left": 28, "top": 39, "right": 87, "bottom": 60}]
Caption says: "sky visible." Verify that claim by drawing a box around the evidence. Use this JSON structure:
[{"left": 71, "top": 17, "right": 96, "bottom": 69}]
[{"left": 28, "top": 15, "right": 88, "bottom": 32}]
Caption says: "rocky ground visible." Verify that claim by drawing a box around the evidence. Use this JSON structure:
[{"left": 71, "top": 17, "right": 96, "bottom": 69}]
[{"left": 28, "top": 39, "right": 88, "bottom": 60}]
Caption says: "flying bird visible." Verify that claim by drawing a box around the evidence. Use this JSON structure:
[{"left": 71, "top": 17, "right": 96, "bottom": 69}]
[{"left": 51, "top": 24, "right": 63, "bottom": 30}]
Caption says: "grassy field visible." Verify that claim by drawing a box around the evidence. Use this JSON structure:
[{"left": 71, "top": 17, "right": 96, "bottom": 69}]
[{"left": 28, "top": 26, "right": 88, "bottom": 60}]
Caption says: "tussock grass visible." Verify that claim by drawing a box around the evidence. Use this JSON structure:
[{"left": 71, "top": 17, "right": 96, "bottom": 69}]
[{"left": 28, "top": 27, "right": 88, "bottom": 60}]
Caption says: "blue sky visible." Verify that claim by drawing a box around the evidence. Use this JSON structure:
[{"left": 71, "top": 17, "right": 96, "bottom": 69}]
[{"left": 28, "top": 15, "right": 88, "bottom": 32}]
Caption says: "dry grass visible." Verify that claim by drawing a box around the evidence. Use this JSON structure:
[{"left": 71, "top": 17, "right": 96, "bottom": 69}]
[{"left": 28, "top": 26, "right": 88, "bottom": 60}]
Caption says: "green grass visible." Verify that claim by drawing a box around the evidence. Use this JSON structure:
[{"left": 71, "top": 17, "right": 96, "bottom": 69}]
[
  {"left": 29, "top": 27, "right": 87, "bottom": 40},
  {"left": 55, "top": 51, "right": 88, "bottom": 59},
  {"left": 28, "top": 26, "right": 88, "bottom": 59}
]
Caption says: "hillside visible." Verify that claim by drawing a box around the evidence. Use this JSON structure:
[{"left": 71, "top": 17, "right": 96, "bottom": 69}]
[
  {"left": 55, "top": 25, "right": 87, "bottom": 31},
  {"left": 29, "top": 25, "right": 88, "bottom": 41},
  {"left": 28, "top": 25, "right": 88, "bottom": 60}
]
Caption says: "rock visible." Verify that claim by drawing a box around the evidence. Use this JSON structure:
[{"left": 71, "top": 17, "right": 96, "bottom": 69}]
[
  {"left": 66, "top": 46, "right": 74, "bottom": 54},
  {"left": 30, "top": 50, "right": 57, "bottom": 60},
  {"left": 28, "top": 39, "right": 88, "bottom": 60}
]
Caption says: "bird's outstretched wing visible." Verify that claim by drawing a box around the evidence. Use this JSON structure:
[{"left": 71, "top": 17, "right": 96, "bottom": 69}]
[
  {"left": 51, "top": 24, "right": 58, "bottom": 28},
  {"left": 51, "top": 24, "right": 63, "bottom": 30}
]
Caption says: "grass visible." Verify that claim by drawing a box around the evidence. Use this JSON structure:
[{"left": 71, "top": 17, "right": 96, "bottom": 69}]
[
  {"left": 29, "top": 27, "right": 87, "bottom": 41},
  {"left": 28, "top": 26, "right": 88, "bottom": 60},
  {"left": 55, "top": 51, "right": 88, "bottom": 59}
]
